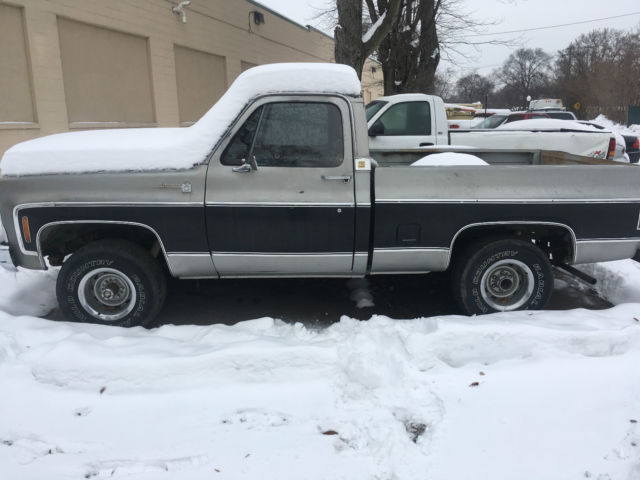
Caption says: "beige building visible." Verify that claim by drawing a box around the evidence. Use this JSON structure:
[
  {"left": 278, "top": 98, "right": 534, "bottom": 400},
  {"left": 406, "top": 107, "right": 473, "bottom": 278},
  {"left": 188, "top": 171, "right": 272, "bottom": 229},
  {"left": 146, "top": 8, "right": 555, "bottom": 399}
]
[{"left": 0, "top": 0, "right": 383, "bottom": 157}]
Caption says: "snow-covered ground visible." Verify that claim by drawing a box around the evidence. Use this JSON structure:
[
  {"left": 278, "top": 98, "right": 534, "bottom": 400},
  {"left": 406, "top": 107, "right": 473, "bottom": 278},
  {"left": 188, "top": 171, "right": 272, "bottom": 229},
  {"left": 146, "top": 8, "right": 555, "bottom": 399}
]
[{"left": 0, "top": 243, "right": 639, "bottom": 479}]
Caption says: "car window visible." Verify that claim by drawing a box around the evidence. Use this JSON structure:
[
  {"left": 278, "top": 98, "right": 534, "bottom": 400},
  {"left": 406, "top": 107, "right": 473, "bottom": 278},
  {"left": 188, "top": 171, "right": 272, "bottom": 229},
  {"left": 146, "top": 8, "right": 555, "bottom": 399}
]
[
  {"left": 546, "top": 112, "right": 575, "bottom": 120},
  {"left": 221, "top": 107, "right": 263, "bottom": 166},
  {"left": 251, "top": 102, "right": 343, "bottom": 168},
  {"left": 473, "top": 115, "right": 507, "bottom": 129},
  {"left": 366, "top": 100, "right": 387, "bottom": 122},
  {"left": 505, "top": 114, "right": 524, "bottom": 123},
  {"left": 377, "top": 101, "right": 431, "bottom": 136}
]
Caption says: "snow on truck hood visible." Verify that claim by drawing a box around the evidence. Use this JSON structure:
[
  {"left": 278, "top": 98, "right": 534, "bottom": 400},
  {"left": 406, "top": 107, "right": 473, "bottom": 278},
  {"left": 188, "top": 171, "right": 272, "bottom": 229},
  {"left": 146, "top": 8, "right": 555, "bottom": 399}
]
[{"left": 0, "top": 63, "right": 362, "bottom": 176}]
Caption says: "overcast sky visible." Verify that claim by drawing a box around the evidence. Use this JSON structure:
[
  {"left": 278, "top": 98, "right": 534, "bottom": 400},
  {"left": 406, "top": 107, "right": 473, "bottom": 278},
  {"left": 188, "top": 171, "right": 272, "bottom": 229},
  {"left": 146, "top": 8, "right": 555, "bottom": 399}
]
[{"left": 257, "top": 0, "right": 640, "bottom": 75}]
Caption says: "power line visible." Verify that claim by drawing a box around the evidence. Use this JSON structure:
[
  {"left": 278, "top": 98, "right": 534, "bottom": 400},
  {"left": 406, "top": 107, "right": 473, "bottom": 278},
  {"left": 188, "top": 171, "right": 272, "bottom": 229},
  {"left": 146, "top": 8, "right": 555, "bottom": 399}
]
[{"left": 467, "top": 11, "right": 640, "bottom": 37}]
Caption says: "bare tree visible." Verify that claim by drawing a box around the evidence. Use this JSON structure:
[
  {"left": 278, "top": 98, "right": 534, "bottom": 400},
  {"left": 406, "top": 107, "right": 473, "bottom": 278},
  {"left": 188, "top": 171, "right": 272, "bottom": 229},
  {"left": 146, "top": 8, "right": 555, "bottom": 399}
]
[
  {"left": 323, "top": 1, "right": 515, "bottom": 95},
  {"left": 555, "top": 28, "right": 640, "bottom": 122},
  {"left": 496, "top": 48, "right": 552, "bottom": 108},
  {"left": 454, "top": 73, "right": 495, "bottom": 103},
  {"left": 433, "top": 67, "right": 456, "bottom": 101},
  {"left": 333, "top": 0, "right": 403, "bottom": 79}
]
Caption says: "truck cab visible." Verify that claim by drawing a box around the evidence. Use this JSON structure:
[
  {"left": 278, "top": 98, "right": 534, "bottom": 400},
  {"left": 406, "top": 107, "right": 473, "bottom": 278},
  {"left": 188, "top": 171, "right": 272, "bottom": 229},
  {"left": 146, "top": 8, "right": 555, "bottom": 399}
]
[{"left": 366, "top": 94, "right": 448, "bottom": 150}]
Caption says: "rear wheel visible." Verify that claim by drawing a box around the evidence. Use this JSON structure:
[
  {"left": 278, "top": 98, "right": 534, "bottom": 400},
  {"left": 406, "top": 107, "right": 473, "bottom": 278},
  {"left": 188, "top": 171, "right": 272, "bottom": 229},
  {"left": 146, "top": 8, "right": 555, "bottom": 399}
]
[
  {"left": 56, "top": 239, "right": 166, "bottom": 327},
  {"left": 452, "top": 238, "right": 553, "bottom": 315}
]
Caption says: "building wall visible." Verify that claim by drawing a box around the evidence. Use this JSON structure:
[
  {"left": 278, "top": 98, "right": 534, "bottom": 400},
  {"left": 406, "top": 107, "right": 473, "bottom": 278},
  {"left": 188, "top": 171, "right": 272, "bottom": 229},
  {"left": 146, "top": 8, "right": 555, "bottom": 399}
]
[{"left": 0, "top": 0, "right": 384, "bottom": 158}]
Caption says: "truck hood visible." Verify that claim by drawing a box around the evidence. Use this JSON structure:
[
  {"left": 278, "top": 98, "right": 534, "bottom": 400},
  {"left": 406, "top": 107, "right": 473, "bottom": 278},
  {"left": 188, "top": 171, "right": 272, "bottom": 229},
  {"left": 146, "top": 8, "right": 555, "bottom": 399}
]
[{"left": 0, "top": 127, "right": 211, "bottom": 177}]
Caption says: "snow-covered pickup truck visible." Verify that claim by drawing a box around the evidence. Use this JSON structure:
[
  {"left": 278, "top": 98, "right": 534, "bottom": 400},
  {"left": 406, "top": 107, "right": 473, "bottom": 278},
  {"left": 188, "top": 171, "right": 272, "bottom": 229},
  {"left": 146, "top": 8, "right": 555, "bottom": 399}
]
[
  {"left": 1, "top": 64, "right": 639, "bottom": 328},
  {"left": 367, "top": 94, "right": 617, "bottom": 159}
]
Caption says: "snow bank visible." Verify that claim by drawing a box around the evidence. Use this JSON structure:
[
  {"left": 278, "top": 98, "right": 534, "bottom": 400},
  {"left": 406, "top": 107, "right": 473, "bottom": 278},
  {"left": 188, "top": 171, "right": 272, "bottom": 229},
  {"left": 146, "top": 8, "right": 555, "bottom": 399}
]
[
  {"left": 581, "top": 259, "right": 640, "bottom": 305},
  {"left": 411, "top": 152, "right": 488, "bottom": 166},
  {"left": 1, "top": 308, "right": 640, "bottom": 479},
  {"left": 0, "top": 263, "right": 58, "bottom": 317},
  {"left": 0, "top": 63, "right": 362, "bottom": 177},
  {"left": 498, "top": 118, "right": 604, "bottom": 131},
  {"left": 591, "top": 114, "right": 639, "bottom": 136}
]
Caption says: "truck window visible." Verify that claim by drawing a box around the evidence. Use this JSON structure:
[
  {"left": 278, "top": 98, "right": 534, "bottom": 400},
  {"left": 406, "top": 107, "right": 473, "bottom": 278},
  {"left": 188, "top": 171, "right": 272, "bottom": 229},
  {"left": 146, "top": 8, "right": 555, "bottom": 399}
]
[
  {"left": 251, "top": 102, "right": 343, "bottom": 167},
  {"left": 221, "top": 107, "right": 263, "bottom": 166},
  {"left": 365, "top": 100, "right": 387, "bottom": 121},
  {"left": 377, "top": 101, "right": 431, "bottom": 136}
]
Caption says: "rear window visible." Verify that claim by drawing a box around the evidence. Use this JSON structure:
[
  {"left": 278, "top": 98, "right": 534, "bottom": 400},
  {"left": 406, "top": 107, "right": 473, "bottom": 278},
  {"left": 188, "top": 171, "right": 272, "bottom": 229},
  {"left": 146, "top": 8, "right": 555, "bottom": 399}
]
[
  {"left": 473, "top": 115, "right": 507, "bottom": 129},
  {"left": 545, "top": 112, "right": 575, "bottom": 120}
]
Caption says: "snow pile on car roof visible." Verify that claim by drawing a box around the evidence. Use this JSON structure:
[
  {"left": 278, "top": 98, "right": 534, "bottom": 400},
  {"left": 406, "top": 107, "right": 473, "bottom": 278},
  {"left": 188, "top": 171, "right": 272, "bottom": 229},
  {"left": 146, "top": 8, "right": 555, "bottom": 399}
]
[
  {"left": 497, "top": 118, "right": 607, "bottom": 132},
  {"left": 0, "top": 63, "right": 362, "bottom": 176},
  {"left": 411, "top": 152, "right": 488, "bottom": 166}
]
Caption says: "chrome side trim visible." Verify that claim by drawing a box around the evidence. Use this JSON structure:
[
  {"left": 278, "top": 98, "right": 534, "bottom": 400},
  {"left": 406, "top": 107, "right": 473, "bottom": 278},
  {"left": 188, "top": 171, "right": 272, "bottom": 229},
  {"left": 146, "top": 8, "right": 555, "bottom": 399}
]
[
  {"left": 377, "top": 198, "right": 640, "bottom": 204},
  {"left": 353, "top": 252, "right": 368, "bottom": 275},
  {"left": 205, "top": 202, "right": 355, "bottom": 207},
  {"left": 370, "top": 247, "right": 449, "bottom": 274},
  {"left": 35, "top": 220, "right": 172, "bottom": 273},
  {"left": 166, "top": 253, "right": 218, "bottom": 278},
  {"left": 574, "top": 238, "right": 640, "bottom": 264},
  {"left": 211, "top": 251, "right": 353, "bottom": 256},
  {"left": 211, "top": 252, "right": 354, "bottom": 276},
  {"left": 21, "top": 201, "right": 203, "bottom": 207},
  {"left": 447, "top": 221, "right": 579, "bottom": 267},
  {"left": 575, "top": 238, "right": 640, "bottom": 243}
]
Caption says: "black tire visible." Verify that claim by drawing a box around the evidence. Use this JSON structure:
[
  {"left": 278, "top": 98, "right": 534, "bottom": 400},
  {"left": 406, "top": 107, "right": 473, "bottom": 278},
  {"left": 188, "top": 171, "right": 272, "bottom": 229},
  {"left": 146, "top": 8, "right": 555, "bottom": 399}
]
[
  {"left": 452, "top": 238, "right": 553, "bottom": 315},
  {"left": 56, "top": 239, "right": 167, "bottom": 327}
]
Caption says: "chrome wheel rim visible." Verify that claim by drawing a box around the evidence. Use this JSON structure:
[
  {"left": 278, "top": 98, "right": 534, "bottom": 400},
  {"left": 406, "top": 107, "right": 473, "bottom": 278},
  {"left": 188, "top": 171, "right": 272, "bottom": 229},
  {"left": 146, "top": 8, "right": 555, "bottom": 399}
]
[
  {"left": 77, "top": 268, "right": 137, "bottom": 321},
  {"left": 480, "top": 259, "right": 535, "bottom": 311}
]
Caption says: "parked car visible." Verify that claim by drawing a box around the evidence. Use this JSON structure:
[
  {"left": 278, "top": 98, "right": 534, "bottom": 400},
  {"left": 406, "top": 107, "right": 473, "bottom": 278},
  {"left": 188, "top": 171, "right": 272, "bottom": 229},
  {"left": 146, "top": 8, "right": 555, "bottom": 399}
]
[
  {"left": 539, "top": 111, "right": 577, "bottom": 121},
  {"left": 473, "top": 112, "right": 551, "bottom": 129},
  {"left": 578, "top": 121, "right": 636, "bottom": 163},
  {"left": 366, "top": 94, "right": 615, "bottom": 159},
  {"left": 2, "top": 64, "right": 639, "bottom": 328},
  {"left": 627, "top": 135, "right": 640, "bottom": 163},
  {"left": 448, "top": 109, "right": 510, "bottom": 129}
]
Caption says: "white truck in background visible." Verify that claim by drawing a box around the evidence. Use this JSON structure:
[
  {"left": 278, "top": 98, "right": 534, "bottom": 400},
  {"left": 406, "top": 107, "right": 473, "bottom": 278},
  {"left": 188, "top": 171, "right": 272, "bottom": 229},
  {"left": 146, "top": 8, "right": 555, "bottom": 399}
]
[{"left": 367, "top": 94, "right": 617, "bottom": 160}]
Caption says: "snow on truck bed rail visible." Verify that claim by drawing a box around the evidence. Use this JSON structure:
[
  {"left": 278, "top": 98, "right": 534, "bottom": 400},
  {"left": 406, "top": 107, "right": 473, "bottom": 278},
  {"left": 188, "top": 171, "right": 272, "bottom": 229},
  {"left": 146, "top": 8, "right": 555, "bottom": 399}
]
[{"left": 0, "top": 63, "right": 362, "bottom": 177}]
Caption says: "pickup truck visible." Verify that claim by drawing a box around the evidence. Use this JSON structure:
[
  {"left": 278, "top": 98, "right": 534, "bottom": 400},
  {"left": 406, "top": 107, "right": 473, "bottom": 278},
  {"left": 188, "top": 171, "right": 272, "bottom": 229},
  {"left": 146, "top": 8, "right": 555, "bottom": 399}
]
[
  {"left": 1, "top": 63, "right": 639, "bottom": 328},
  {"left": 367, "top": 94, "right": 617, "bottom": 159}
]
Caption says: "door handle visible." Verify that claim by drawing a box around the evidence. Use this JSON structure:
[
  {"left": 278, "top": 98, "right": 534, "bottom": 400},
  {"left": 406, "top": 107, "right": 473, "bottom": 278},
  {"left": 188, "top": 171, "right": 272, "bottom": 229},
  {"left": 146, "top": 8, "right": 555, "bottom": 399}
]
[
  {"left": 322, "top": 175, "right": 352, "bottom": 183},
  {"left": 420, "top": 142, "right": 434, "bottom": 147}
]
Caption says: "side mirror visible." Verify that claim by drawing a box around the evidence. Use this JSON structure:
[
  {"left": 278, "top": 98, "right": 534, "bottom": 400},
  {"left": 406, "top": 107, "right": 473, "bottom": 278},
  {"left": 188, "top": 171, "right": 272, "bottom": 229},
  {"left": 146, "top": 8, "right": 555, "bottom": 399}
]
[{"left": 369, "top": 121, "right": 385, "bottom": 137}]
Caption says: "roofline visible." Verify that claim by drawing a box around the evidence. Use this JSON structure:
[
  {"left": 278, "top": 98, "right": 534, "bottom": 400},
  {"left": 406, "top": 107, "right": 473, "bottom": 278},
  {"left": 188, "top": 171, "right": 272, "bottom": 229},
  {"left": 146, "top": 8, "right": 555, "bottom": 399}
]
[{"left": 246, "top": 0, "right": 334, "bottom": 41}]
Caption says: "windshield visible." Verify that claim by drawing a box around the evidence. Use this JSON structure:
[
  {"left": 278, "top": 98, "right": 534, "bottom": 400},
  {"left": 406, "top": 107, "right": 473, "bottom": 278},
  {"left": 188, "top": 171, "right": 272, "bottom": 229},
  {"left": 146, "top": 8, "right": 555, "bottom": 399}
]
[
  {"left": 365, "top": 100, "right": 388, "bottom": 122},
  {"left": 472, "top": 114, "right": 507, "bottom": 129}
]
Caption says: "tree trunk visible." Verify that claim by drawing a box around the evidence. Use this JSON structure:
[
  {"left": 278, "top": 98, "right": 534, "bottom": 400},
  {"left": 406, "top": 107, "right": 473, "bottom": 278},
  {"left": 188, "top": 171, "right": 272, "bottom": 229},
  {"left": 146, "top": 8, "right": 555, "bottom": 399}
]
[
  {"left": 334, "top": 0, "right": 364, "bottom": 78},
  {"left": 334, "top": 0, "right": 403, "bottom": 80}
]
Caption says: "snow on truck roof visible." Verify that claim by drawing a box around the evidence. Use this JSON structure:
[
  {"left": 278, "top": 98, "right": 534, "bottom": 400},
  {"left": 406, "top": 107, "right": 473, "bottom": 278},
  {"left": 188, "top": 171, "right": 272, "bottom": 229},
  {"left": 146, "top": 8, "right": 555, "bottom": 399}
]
[{"left": 1, "top": 63, "right": 362, "bottom": 177}]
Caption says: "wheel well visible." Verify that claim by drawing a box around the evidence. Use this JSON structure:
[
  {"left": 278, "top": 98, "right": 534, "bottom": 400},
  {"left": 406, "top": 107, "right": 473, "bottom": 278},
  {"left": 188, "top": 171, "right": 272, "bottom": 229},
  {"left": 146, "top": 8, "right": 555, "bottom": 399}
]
[
  {"left": 450, "top": 224, "right": 575, "bottom": 267},
  {"left": 38, "top": 223, "right": 168, "bottom": 270}
]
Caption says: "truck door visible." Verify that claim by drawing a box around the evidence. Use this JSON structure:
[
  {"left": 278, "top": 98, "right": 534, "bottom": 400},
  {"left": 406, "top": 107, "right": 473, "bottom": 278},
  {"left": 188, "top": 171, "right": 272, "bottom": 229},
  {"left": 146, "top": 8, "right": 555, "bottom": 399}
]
[
  {"left": 368, "top": 100, "right": 436, "bottom": 150},
  {"left": 205, "top": 95, "right": 356, "bottom": 276}
]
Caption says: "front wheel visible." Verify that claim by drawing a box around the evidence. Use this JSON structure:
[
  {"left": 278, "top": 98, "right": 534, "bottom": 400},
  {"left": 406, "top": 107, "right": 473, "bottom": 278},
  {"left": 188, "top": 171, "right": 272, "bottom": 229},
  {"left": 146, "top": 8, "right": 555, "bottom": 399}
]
[
  {"left": 56, "top": 240, "right": 167, "bottom": 327},
  {"left": 452, "top": 238, "right": 553, "bottom": 315}
]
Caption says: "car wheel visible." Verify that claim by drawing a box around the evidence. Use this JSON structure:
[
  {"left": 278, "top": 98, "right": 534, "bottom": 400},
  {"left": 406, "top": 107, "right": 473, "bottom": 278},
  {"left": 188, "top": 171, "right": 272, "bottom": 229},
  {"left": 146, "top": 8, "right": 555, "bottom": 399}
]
[
  {"left": 56, "top": 239, "right": 166, "bottom": 327},
  {"left": 452, "top": 238, "right": 553, "bottom": 315}
]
